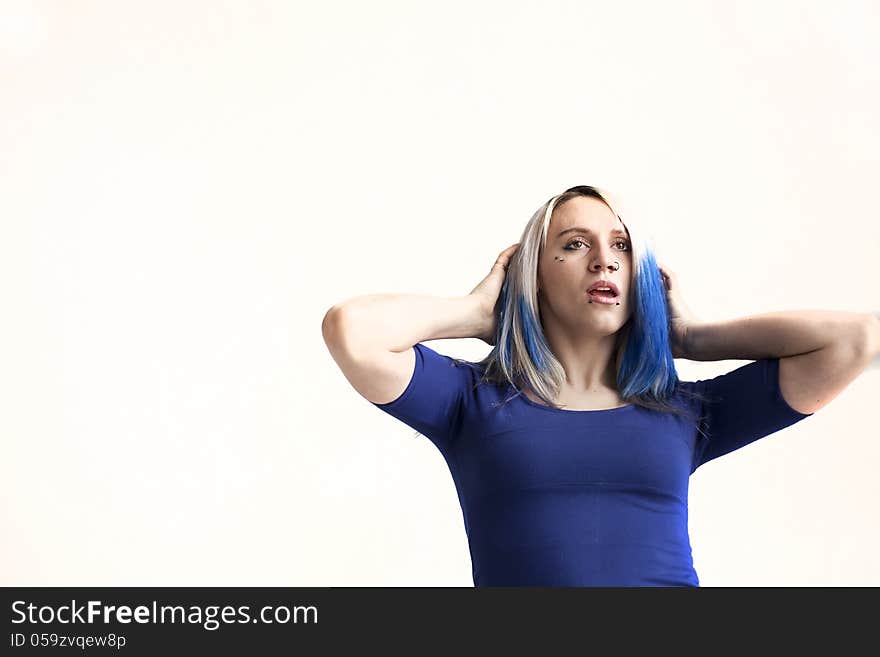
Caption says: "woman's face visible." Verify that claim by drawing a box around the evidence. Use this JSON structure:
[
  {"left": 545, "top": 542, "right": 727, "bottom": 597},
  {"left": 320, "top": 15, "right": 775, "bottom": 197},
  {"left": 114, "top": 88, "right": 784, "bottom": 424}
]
[{"left": 537, "top": 196, "right": 634, "bottom": 336}]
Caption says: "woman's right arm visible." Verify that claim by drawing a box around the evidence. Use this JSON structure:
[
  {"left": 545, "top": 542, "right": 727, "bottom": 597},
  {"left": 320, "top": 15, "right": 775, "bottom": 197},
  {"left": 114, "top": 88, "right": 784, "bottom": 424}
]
[
  {"left": 323, "top": 294, "right": 489, "bottom": 354},
  {"left": 321, "top": 294, "right": 489, "bottom": 405},
  {"left": 321, "top": 243, "right": 518, "bottom": 405}
]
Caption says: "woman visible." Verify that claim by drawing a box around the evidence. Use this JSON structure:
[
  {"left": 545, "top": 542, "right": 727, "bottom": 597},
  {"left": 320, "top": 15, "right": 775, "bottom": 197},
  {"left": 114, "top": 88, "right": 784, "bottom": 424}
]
[{"left": 321, "top": 185, "right": 878, "bottom": 586}]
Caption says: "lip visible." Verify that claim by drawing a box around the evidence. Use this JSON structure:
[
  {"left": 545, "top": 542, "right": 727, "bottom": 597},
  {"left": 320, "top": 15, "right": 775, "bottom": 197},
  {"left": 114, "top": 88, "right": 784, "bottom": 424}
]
[
  {"left": 586, "top": 280, "right": 621, "bottom": 296},
  {"left": 585, "top": 290, "right": 620, "bottom": 305}
]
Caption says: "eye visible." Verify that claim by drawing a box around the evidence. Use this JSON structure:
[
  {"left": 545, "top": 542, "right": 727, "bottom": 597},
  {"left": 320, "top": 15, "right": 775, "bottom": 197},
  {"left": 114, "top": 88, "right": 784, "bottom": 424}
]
[{"left": 564, "top": 239, "right": 630, "bottom": 251}]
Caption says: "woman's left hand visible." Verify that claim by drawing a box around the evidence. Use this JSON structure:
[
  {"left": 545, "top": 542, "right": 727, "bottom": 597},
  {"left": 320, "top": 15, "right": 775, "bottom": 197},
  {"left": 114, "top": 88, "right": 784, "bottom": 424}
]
[{"left": 657, "top": 262, "right": 700, "bottom": 359}]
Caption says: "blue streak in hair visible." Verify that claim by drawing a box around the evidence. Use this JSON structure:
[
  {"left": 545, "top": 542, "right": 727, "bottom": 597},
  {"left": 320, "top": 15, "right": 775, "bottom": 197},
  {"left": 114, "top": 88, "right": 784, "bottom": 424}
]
[
  {"left": 618, "top": 249, "right": 678, "bottom": 400},
  {"left": 518, "top": 293, "right": 548, "bottom": 371}
]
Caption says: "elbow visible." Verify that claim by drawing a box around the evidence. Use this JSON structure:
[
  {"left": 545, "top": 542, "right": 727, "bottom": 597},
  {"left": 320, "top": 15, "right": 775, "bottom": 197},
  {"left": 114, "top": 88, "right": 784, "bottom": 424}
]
[
  {"left": 322, "top": 302, "right": 363, "bottom": 350},
  {"left": 858, "top": 313, "right": 880, "bottom": 362},
  {"left": 322, "top": 305, "right": 346, "bottom": 344},
  {"left": 839, "top": 313, "right": 880, "bottom": 366}
]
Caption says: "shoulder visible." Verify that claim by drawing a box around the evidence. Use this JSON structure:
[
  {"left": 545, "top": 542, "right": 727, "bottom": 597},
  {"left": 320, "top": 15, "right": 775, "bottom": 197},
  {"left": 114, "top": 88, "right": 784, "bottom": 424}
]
[{"left": 411, "top": 343, "right": 489, "bottom": 397}]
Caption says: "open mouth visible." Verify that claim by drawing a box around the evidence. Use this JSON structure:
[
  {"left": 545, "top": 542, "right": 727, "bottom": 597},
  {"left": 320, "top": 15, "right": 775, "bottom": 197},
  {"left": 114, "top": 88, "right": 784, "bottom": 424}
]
[
  {"left": 586, "top": 280, "right": 620, "bottom": 298},
  {"left": 587, "top": 291, "right": 619, "bottom": 305}
]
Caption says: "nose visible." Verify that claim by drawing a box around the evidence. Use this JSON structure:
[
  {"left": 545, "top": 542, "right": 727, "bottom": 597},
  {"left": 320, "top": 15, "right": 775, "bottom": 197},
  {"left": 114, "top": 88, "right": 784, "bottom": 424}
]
[{"left": 589, "top": 244, "right": 619, "bottom": 272}]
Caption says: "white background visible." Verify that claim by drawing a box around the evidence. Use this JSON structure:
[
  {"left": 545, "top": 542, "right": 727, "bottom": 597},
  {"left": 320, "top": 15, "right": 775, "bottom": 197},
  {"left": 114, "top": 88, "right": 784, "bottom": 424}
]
[{"left": 2, "top": 0, "right": 878, "bottom": 586}]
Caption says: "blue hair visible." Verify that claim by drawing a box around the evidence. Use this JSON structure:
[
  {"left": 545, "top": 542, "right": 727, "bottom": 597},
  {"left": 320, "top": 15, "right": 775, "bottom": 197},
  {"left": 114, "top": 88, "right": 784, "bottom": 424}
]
[{"left": 617, "top": 247, "right": 677, "bottom": 401}]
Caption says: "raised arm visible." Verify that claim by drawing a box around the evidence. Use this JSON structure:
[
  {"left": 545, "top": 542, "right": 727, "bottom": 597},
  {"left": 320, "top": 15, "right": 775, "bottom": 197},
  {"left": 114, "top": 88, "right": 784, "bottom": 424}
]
[
  {"left": 321, "top": 294, "right": 487, "bottom": 405},
  {"left": 685, "top": 310, "right": 878, "bottom": 415},
  {"left": 323, "top": 294, "right": 489, "bottom": 355},
  {"left": 321, "top": 242, "right": 520, "bottom": 405}
]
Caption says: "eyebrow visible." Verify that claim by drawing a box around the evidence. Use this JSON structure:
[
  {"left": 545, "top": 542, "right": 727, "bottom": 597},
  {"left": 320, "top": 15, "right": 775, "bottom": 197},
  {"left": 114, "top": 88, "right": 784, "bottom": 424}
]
[{"left": 556, "top": 226, "right": 629, "bottom": 239}]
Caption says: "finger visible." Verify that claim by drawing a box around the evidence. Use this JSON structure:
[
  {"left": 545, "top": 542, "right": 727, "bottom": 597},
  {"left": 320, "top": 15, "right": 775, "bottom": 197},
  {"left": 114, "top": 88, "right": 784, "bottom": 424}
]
[{"left": 497, "top": 243, "right": 520, "bottom": 264}]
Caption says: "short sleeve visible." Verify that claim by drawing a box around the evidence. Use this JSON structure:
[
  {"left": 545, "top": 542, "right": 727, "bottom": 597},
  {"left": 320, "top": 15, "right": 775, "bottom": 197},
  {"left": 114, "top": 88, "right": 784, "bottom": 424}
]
[
  {"left": 371, "top": 342, "right": 475, "bottom": 454},
  {"left": 691, "top": 357, "right": 813, "bottom": 473}
]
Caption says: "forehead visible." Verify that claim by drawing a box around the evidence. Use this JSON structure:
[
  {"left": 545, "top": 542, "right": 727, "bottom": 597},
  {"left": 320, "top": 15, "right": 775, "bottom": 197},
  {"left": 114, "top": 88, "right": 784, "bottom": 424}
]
[{"left": 551, "top": 196, "right": 625, "bottom": 234}]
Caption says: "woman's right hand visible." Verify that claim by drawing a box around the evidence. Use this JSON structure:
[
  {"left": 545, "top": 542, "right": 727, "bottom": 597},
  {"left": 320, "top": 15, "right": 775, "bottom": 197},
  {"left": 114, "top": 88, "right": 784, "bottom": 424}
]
[{"left": 468, "top": 242, "right": 520, "bottom": 346}]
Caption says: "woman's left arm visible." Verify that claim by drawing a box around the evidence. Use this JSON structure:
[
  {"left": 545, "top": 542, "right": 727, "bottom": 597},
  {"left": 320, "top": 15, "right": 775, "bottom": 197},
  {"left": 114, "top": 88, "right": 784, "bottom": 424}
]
[
  {"left": 685, "top": 310, "right": 878, "bottom": 362},
  {"left": 656, "top": 262, "right": 879, "bottom": 414},
  {"left": 685, "top": 310, "right": 879, "bottom": 414}
]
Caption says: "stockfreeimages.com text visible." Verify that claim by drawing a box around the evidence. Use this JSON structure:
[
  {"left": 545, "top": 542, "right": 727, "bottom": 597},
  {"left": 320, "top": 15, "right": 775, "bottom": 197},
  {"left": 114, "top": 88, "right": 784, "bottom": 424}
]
[{"left": 11, "top": 599, "right": 317, "bottom": 631}]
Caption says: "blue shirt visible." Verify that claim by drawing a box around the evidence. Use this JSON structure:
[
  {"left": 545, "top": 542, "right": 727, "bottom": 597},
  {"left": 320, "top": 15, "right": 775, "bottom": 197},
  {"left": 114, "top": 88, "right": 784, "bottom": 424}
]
[{"left": 372, "top": 342, "right": 813, "bottom": 587}]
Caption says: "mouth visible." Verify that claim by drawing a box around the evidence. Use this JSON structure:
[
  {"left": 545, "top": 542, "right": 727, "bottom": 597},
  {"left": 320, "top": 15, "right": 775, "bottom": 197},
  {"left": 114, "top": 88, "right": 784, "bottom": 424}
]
[
  {"left": 586, "top": 290, "right": 620, "bottom": 305},
  {"left": 586, "top": 281, "right": 621, "bottom": 300}
]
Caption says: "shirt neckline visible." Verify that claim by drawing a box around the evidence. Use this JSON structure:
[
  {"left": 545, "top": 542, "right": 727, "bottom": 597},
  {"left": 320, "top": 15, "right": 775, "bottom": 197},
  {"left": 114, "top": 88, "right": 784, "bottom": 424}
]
[{"left": 512, "top": 385, "right": 636, "bottom": 414}]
